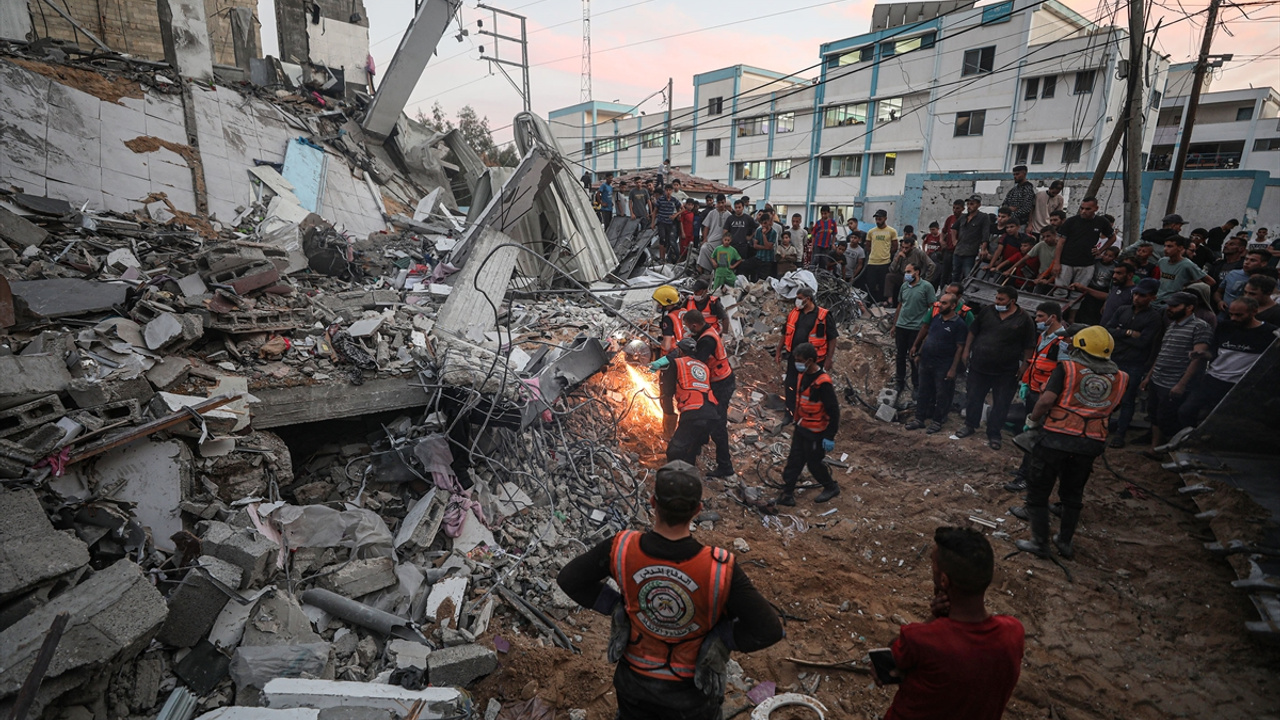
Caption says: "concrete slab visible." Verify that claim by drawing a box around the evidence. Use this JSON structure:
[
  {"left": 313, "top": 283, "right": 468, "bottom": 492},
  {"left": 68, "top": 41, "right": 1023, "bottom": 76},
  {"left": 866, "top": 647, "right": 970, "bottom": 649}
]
[
  {"left": 0, "top": 205, "right": 48, "bottom": 247},
  {"left": 157, "top": 555, "right": 244, "bottom": 648},
  {"left": 249, "top": 377, "right": 433, "bottom": 429},
  {"left": 0, "top": 488, "right": 90, "bottom": 601},
  {"left": 11, "top": 278, "right": 127, "bottom": 319},
  {"left": 262, "top": 679, "right": 466, "bottom": 717},
  {"left": 157, "top": 0, "right": 214, "bottom": 81},
  {"left": 64, "top": 439, "right": 191, "bottom": 554},
  {"left": 0, "top": 560, "right": 168, "bottom": 716},
  {"left": 0, "top": 354, "right": 73, "bottom": 410}
]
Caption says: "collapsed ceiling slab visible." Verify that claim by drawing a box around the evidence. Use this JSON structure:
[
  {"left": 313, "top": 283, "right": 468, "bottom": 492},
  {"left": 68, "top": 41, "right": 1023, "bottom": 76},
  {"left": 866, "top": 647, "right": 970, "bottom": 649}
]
[{"left": 361, "top": 0, "right": 462, "bottom": 142}]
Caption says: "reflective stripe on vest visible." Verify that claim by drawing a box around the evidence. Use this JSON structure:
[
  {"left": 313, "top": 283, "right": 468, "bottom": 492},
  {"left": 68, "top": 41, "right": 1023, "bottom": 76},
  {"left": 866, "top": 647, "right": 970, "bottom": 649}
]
[
  {"left": 685, "top": 296, "right": 721, "bottom": 333},
  {"left": 674, "top": 357, "right": 716, "bottom": 413},
  {"left": 1021, "top": 331, "right": 1060, "bottom": 393},
  {"left": 609, "top": 530, "right": 734, "bottom": 681},
  {"left": 696, "top": 326, "right": 733, "bottom": 383},
  {"left": 1043, "top": 361, "right": 1128, "bottom": 442},
  {"left": 796, "top": 372, "right": 833, "bottom": 433},
  {"left": 667, "top": 307, "right": 688, "bottom": 342},
  {"left": 784, "top": 307, "right": 829, "bottom": 362}
]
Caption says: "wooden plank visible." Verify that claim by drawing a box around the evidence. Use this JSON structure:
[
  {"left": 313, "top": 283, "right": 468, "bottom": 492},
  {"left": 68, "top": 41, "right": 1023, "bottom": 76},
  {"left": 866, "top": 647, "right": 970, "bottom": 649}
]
[{"left": 249, "top": 377, "right": 432, "bottom": 429}]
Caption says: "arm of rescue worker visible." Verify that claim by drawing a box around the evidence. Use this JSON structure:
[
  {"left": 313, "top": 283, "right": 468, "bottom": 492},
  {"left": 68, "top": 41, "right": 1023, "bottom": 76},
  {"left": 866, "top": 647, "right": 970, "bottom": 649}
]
[
  {"left": 712, "top": 299, "right": 731, "bottom": 331},
  {"left": 1029, "top": 366, "right": 1065, "bottom": 423},
  {"left": 722, "top": 565, "right": 784, "bottom": 652},
  {"left": 556, "top": 537, "right": 619, "bottom": 612},
  {"left": 693, "top": 335, "right": 718, "bottom": 365},
  {"left": 815, "top": 378, "right": 840, "bottom": 439},
  {"left": 659, "top": 361, "right": 677, "bottom": 414},
  {"left": 822, "top": 318, "right": 839, "bottom": 371}
]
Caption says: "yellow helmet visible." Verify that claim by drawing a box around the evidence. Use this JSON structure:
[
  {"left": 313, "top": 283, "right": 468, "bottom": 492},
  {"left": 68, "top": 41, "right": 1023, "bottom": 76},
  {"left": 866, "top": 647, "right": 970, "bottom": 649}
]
[
  {"left": 1072, "top": 325, "right": 1114, "bottom": 359},
  {"left": 652, "top": 285, "right": 680, "bottom": 307}
]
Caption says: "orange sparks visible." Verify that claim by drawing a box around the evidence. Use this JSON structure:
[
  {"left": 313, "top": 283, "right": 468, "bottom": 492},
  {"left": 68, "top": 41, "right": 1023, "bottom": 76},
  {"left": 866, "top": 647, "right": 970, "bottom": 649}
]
[{"left": 624, "top": 364, "right": 664, "bottom": 423}]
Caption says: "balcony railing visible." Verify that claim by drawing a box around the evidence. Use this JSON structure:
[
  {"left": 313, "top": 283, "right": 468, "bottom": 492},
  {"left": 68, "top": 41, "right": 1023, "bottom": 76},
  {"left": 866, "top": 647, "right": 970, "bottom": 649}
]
[{"left": 1147, "top": 152, "right": 1242, "bottom": 171}]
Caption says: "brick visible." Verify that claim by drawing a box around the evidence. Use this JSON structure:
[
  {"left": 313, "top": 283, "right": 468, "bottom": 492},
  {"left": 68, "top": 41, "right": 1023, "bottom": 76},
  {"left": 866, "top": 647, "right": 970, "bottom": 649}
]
[{"left": 0, "top": 395, "right": 65, "bottom": 439}]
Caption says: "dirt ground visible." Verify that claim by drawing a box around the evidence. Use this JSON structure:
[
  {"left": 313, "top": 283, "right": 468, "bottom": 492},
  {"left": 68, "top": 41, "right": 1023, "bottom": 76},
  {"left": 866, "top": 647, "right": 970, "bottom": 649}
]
[{"left": 473, "top": 316, "right": 1280, "bottom": 720}]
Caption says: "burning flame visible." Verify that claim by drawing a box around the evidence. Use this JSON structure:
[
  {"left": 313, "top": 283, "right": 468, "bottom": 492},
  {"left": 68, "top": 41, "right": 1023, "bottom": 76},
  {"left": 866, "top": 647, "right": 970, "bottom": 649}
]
[{"left": 624, "top": 364, "right": 664, "bottom": 423}]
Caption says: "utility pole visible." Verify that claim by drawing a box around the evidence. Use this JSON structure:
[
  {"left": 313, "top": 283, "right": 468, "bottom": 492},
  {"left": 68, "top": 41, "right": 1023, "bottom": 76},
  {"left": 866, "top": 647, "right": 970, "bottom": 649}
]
[
  {"left": 478, "top": 3, "right": 531, "bottom": 113},
  {"left": 1165, "top": 0, "right": 1220, "bottom": 215},
  {"left": 580, "top": 0, "right": 591, "bottom": 101},
  {"left": 1123, "top": 0, "right": 1143, "bottom": 246},
  {"left": 663, "top": 77, "right": 673, "bottom": 159}
]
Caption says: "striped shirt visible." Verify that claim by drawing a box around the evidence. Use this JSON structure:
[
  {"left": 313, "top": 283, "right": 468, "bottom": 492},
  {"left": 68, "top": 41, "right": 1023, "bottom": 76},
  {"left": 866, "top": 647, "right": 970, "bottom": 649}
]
[
  {"left": 1149, "top": 315, "right": 1214, "bottom": 389},
  {"left": 811, "top": 218, "right": 838, "bottom": 251}
]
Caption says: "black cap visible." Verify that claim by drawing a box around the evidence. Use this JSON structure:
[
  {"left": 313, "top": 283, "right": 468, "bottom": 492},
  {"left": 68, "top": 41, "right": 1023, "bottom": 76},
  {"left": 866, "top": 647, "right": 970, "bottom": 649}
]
[
  {"left": 1162, "top": 213, "right": 1185, "bottom": 225},
  {"left": 655, "top": 461, "right": 703, "bottom": 513},
  {"left": 874, "top": 209, "right": 887, "bottom": 217},
  {"left": 1167, "top": 291, "right": 1197, "bottom": 307},
  {"left": 1013, "top": 164, "right": 1028, "bottom": 173},
  {"left": 691, "top": 278, "right": 709, "bottom": 292},
  {"left": 1133, "top": 278, "right": 1160, "bottom": 295}
]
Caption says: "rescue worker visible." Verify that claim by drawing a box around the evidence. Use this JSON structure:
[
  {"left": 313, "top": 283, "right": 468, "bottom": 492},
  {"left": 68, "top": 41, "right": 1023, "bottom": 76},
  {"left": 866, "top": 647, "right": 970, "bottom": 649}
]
[
  {"left": 1005, "top": 301, "right": 1066, "bottom": 493},
  {"left": 776, "top": 343, "right": 841, "bottom": 506},
  {"left": 556, "top": 461, "right": 784, "bottom": 720},
  {"left": 684, "top": 279, "right": 731, "bottom": 335},
  {"left": 653, "top": 284, "right": 687, "bottom": 438},
  {"left": 775, "top": 286, "right": 837, "bottom": 418},
  {"left": 1015, "top": 326, "right": 1128, "bottom": 559},
  {"left": 682, "top": 310, "right": 736, "bottom": 477},
  {"left": 652, "top": 339, "right": 730, "bottom": 472}
]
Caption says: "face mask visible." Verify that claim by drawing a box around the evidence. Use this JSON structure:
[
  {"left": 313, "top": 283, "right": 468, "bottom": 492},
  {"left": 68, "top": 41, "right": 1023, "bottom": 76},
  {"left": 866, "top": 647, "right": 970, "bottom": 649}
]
[
  {"left": 694, "top": 293, "right": 707, "bottom": 302},
  {"left": 1036, "top": 321, "right": 1046, "bottom": 331},
  {"left": 904, "top": 273, "right": 915, "bottom": 283},
  {"left": 795, "top": 362, "right": 808, "bottom": 372},
  {"left": 995, "top": 304, "right": 1009, "bottom": 313},
  {"left": 795, "top": 298, "right": 807, "bottom": 309},
  {"left": 1059, "top": 339, "right": 1071, "bottom": 354}
]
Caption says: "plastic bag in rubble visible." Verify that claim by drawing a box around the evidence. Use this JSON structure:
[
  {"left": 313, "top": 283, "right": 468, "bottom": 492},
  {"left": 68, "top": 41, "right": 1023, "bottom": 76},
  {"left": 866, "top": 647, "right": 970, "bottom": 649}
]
[
  {"left": 229, "top": 643, "right": 330, "bottom": 689},
  {"left": 770, "top": 269, "right": 818, "bottom": 299},
  {"left": 271, "top": 503, "right": 394, "bottom": 558}
]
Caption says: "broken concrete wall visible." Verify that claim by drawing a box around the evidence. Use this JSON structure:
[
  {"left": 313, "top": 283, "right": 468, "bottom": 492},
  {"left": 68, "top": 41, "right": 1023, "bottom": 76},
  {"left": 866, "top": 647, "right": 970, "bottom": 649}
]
[
  {"left": 274, "top": 0, "right": 369, "bottom": 65},
  {"left": 21, "top": 0, "right": 258, "bottom": 66}
]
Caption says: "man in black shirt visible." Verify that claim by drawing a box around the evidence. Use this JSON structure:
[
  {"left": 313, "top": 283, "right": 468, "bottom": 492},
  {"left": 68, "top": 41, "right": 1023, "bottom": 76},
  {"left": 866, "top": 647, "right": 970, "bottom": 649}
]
[
  {"left": 1050, "top": 197, "right": 1114, "bottom": 290},
  {"left": 1104, "top": 279, "right": 1162, "bottom": 447},
  {"left": 1206, "top": 236, "right": 1246, "bottom": 286},
  {"left": 957, "top": 287, "right": 1036, "bottom": 450},
  {"left": 725, "top": 200, "right": 758, "bottom": 262},
  {"left": 952, "top": 194, "right": 991, "bottom": 281},
  {"left": 776, "top": 343, "right": 841, "bottom": 506},
  {"left": 907, "top": 292, "right": 968, "bottom": 433},
  {"left": 556, "top": 461, "right": 783, "bottom": 720},
  {"left": 1204, "top": 218, "right": 1239, "bottom": 254}
]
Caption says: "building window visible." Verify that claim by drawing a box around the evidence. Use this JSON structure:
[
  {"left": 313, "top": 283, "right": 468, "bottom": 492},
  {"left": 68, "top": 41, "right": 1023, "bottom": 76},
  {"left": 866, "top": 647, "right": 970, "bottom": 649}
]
[
  {"left": 982, "top": 1, "right": 1014, "bottom": 24},
  {"left": 772, "top": 159, "right": 792, "bottom": 179},
  {"left": 819, "top": 154, "right": 862, "bottom": 178},
  {"left": 824, "top": 102, "right": 868, "bottom": 128},
  {"left": 597, "top": 137, "right": 617, "bottom": 154},
  {"left": 706, "top": 138, "right": 721, "bottom": 157},
  {"left": 1073, "top": 70, "right": 1096, "bottom": 95},
  {"left": 962, "top": 46, "right": 995, "bottom": 76},
  {"left": 876, "top": 97, "right": 903, "bottom": 124},
  {"left": 1254, "top": 138, "right": 1280, "bottom": 151},
  {"left": 1042, "top": 75, "right": 1057, "bottom": 98},
  {"left": 1149, "top": 89, "right": 1161, "bottom": 108},
  {"left": 871, "top": 152, "right": 897, "bottom": 176},
  {"left": 775, "top": 112, "right": 795, "bottom": 133},
  {"left": 954, "top": 110, "right": 985, "bottom": 136},
  {"left": 825, "top": 46, "right": 874, "bottom": 69},
  {"left": 1236, "top": 106, "right": 1255, "bottom": 122},
  {"left": 1024, "top": 78, "right": 1039, "bottom": 100},
  {"left": 1013, "top": 143, "right": 1047, "bottom": 165},
  {"left": 584, "top": 141, "right": 593, "bottom": 157},
  {"left": 1062, "top": 141, "right": 1084, "bottom": 164},
  {"left": 708, "top": 96, "right": 723, "bottom": 115},
  {"left": 880, "top": 32, "right": 935, "bottom": 57},
  {"left": 641, "top": 131, "right": 681, "bottom": 148},
  {"left": 734, "top": 161, "right": 767, "bottom": 181},
  {"left": 736, "top": 117, "right": 770, "bottom": 137}
]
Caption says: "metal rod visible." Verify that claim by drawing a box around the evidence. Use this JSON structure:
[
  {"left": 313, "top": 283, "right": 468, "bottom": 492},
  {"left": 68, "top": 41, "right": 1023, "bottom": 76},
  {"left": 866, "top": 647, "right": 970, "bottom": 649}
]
[
  {"left": 37, "top": 0, "right": 113, "bottom": 52},
  {"left": 1165, "top": 0, "right": 1220, "bottom": 214},
  {"left": 8, "top": 613, "right": 70, "bottom": 720}
]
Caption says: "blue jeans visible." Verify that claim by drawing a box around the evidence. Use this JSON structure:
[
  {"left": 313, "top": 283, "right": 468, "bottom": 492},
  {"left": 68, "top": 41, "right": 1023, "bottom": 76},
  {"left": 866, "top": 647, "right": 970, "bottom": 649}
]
[{"left": 952, "top": 254, "right": 977, "bottom": 281}]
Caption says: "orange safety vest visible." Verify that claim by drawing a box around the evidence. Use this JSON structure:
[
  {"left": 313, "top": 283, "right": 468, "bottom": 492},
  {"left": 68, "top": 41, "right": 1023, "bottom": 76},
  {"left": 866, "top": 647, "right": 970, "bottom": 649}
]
[
  {"left": 1043, "top": 361, "right": 1128, "bottom": 442},
  {"left": 694, "top": 326, "right": 733, "bottom": 383},
  {"left": 684, "top": 296, "right": 722, "bottom": 333},
  {"left": 784, "top": 306, "right": 830, "bottom": 363},
  {"left": 1021, "top": 331, "right": 1061, "bottom": 393},
  {"left": 795, "top": 372, "right": 833, "bottom": 433},
  {"left": 673, "top": 357, "right": 717, "bottom": 413},
  {"left": 666, "top": 306, "right": 689, "bottom": 342},
  {"left": 931, "top": 301, "right": 972, "bottom": 318},
  {"left": 609, "top": 530, "right": 734, "bottom": 681}
]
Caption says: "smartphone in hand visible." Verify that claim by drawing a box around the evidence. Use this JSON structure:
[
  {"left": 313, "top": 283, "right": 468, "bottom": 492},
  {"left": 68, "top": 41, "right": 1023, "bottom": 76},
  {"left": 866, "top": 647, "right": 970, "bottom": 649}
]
[{"left": 869, "top": 648, "right": 901, "bottom": 685}]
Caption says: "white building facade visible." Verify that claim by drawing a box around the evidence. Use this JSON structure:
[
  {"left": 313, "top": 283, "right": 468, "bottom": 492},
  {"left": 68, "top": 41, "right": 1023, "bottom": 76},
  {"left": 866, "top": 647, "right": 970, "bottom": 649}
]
[
  {"left": 1149, "top": 84, "right": 1280, "bottom": 177},
  {"left": 549, "top": 0, "right": 1170, "bottom": 227}
]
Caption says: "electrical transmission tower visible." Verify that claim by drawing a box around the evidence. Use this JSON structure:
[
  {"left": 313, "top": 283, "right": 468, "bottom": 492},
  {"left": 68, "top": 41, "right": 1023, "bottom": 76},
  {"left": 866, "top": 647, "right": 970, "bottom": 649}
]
[{"left": 580, "top": 0, "right": 591, "bottom": 101}]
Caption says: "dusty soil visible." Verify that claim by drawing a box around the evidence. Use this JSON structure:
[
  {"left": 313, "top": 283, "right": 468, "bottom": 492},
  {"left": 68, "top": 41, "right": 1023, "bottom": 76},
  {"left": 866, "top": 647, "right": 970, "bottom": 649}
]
[
  {"left": 473, "top": 313, "right": 1280, "bottom": 719},
  {"left": 9, "top": 58, "right": 144, "bottom": 104}
]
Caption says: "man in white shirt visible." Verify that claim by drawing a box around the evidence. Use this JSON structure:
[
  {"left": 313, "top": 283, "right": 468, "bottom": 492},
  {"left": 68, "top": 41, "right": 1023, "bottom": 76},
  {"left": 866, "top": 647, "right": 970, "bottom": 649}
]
[{"left": 1028, "top": 181, "right": 1064, "bottom": 236}]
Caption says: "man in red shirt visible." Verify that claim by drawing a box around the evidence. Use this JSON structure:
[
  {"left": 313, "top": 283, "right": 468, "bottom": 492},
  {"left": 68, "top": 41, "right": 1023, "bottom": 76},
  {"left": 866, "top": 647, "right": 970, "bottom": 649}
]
[
  {"left": 676, "top": 199, "right": 698, "bottom": 259},
  {"left": 878, "top": 526, "right": 1025, "bottom": 720},
  {"left": 939, "top": 199, "right": 964, "bottom": 286}
]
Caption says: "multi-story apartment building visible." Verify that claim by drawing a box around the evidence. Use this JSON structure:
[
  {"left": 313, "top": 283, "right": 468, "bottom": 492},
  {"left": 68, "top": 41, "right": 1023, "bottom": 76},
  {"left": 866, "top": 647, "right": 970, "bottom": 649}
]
[
  {"left": 1149, "top": 78, "right": 1280, "bottom": 176},
  {"left": 549, "top": 0, "right": 1170, "bottom": 225}
]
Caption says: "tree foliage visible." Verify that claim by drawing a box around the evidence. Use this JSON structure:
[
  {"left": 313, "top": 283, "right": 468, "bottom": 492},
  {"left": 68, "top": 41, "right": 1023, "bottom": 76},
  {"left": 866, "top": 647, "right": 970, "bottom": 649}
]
[{"left": 414, "top": 102, "right": 519, "bottom": 167}]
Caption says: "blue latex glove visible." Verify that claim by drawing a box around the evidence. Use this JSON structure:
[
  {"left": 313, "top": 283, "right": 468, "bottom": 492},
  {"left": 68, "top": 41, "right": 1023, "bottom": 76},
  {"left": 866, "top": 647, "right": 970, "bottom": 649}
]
[
  {"left": 822, "top": 439, "right": 835, "bottom": 453},
  {"left": 648, "top": 356, "right": 671, "bottom": 371}
]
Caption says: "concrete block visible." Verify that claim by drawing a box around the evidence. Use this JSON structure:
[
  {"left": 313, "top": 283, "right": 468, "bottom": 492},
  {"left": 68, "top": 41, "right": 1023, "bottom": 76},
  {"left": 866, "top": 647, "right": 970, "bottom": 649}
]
[
  {"left": 875, "top": 403, "right": 897, "bottom": 423},
  {"left": 206, "top": 261, "right": 281, "bottom": 295},
  {"left": 11, "top": 279, "right": 128, "bottom": 319},
  {"left": 426, "top": 644, "right": 497, "bottom": 687},
  {"left": 240, "top": 592, "right": 323, "bottom": 647},
  {"left": 346, "top": 316, "right": 383, "bottom": 338},
  {"left": 393, "top": 490, "right": 446, "bottom": 552},
  {"left": 388, "top": 639, "right": 431, "bottom": 670},
  {"left": 177, "top": 273, "right": 209, "bottom": 297},
  {"left": 200, "top": 520, "right": 278, "bottom": 589},
  {"left": 316, "top": 557, "right": 396, "bottom": 599},
  {"left": 157, "top": 555, "right": 243, "bottom": 648},
  {"left": 0, "top": 394, "right": 65, "bottom": 439},
  {"left": 0, "top": 354, "right": 73, "bottom": 409},
  {"left": 0, "top": 205, "right": 49, "bottom": 247},
  {"left": 0, "top": 560, "right": 168, "bottom": 716},
  {"left": 198, "top": 246, "right": 269, "bottom": 275},
  {"left": 144, "top": 312, "right": 204, "bottom": 352},
  {"left": 0, "top": 488, "right": 90, "bottom": 601},
  {"left": 205, "top": 308, "right": 311, "bottom": 334},
  {"left": 146, "top": 356, "right": 193, "bottom": 389},
  {"left": 262, "top": 679, "right": 466, "bottom": 717},
  {"left": 68, "top": 374, "right": 155, "bottom": 410}
]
